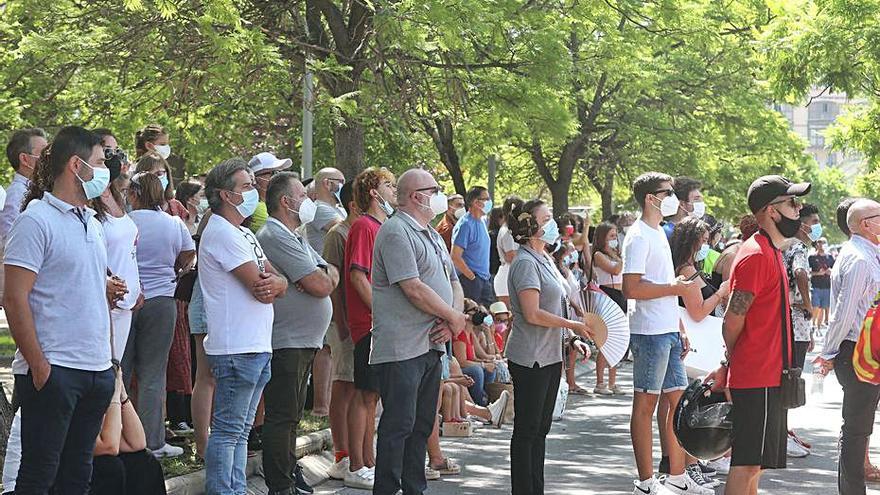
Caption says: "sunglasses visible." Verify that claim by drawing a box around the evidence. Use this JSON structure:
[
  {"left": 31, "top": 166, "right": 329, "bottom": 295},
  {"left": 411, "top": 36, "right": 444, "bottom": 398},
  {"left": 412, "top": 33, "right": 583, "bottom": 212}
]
[
  {"left": 768, "top": 197, "right": 802, "bottom": 210},
  {"left": 104, "top": 147, "right": 127, "bottom": 162}
]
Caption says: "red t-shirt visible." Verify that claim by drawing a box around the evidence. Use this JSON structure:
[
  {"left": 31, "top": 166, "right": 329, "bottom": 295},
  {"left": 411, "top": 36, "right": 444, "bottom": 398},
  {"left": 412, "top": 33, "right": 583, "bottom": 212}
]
[
  {"left": 728, "top": 233, "right": 793, "bottom": 389},
  {"left": 344, "top": 215, "right": 382, "bottom": 344},
  {"left": 455, "top": 331, "right": 476, "bottom": 361}
]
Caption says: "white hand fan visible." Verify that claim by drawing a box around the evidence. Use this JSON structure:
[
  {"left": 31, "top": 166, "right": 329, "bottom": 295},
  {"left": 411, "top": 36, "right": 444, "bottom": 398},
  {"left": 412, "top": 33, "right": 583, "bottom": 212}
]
[{"left": 580, "top": 288, "right": 630, "bottom": 367}]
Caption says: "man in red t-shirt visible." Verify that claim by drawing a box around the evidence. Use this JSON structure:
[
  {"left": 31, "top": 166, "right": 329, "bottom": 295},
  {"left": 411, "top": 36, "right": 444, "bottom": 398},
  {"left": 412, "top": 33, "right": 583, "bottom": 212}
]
[
  {"left": 708, "top": 175, "right": 811, "bottom": 495},
  {"left": 342, "top": 167, "right": 397, "bottom": 490}
]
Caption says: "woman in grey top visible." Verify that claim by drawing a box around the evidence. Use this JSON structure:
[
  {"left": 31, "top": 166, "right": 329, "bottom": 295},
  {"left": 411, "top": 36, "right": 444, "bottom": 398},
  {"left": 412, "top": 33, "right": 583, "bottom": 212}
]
[{"left": 505, "top": 199, "right": 593, "bottom": 495}]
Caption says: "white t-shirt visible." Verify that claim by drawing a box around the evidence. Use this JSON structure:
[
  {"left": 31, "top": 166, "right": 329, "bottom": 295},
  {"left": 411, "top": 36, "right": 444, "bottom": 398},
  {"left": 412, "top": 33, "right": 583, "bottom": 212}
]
[
  {"left": 622, "top": 219, "right": 679, "bottom": 335},
  {"left": 198, "top": 215, "right": 273, "bottom": 356},
  {"left": 103, "top": 214, "right": 141, "bottom": 309},
  {"left": 129, "top": 210, "right": 194, "bottom": 299}
]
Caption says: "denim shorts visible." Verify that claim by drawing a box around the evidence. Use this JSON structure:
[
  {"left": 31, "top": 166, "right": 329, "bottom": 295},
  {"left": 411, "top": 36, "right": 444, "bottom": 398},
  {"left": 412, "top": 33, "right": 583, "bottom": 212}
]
[
  {"left": 629, "top": 332, "right": 688, "bottom": 394},
  {"left": 188, "top": 283, "right": 207, "bottom": 335},
  {"left": 811, "top": 287, "right": 830, "bottom": 309}
]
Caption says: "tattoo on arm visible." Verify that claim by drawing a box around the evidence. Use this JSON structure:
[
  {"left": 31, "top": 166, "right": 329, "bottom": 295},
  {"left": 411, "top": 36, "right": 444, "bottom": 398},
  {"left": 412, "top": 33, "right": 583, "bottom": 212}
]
[{"left": 726, "top": 290, "right": 754, "bottom": 315}]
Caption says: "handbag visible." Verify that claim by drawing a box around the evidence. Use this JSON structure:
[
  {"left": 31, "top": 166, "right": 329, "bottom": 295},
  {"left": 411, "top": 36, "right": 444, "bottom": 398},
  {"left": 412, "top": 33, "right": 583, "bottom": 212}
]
[{"left": 778, "top": 257, "right": 805, "bottom": 409}]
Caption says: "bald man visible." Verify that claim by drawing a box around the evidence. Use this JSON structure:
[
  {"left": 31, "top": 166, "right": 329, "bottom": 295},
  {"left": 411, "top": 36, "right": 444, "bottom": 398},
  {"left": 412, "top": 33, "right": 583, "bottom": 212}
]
[
  {"left": 817, "top": 199, "right": 880, "bottom": 495},
  {"left": 370, "top": 168, "right": 465, "bottom": 495},
  {"left": 305, "top": 167, "right": 346, "bottom": 254}
]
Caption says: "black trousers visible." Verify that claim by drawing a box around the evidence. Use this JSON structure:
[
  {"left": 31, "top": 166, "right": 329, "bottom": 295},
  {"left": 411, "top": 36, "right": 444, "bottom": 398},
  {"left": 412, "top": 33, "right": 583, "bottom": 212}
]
[
  {"left": 14, "top": 366, "right": 114, "bottom": 495},
  {"left": 835, "top": 340, "right": 880, "bottom": 495},
  {"left": 374, "top": 351, "right": 442, "bottom": 495},
  {"left": 509, "top": 361, "right": 562, "bottom": 495},
  {"left": 89, "top": 450, "right": 166, "bottom": 495},
  {"left": 262, "top": 348, "right": 316, "bottom": 492}
]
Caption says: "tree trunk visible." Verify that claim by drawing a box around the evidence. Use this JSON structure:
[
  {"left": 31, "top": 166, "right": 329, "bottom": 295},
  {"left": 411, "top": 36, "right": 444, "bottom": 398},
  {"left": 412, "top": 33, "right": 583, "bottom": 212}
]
[
  {"left": 332, "top": 116, "right": 365, "bottom": 181},
  {"left": 549, "top": 181, "right": 570, "bottom": 219},
  {"left": 425, "top": 118, "right": 466, "bottom": 195},
  {"left": 601, "top": 165, "right": 614, "bottom": 220}
]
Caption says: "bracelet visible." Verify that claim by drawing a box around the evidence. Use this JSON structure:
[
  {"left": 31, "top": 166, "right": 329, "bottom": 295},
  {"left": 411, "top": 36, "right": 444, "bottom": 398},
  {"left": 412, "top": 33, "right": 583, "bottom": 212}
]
[{"left": 121, "top": 397, "right": 131, "bottom": 406}]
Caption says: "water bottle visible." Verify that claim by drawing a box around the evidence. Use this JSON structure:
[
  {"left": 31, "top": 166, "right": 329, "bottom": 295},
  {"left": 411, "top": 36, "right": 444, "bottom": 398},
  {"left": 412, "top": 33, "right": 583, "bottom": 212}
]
[{"left": 811, "top": 370, "right": 825, "bottom": 396}]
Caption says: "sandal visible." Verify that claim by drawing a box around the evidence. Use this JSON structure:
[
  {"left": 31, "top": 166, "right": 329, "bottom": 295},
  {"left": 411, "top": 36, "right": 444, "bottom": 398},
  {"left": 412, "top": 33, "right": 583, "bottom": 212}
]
[
  {"left": 431, "top": 457, "right": 461, "bottom": 475},
  {"left": 866, "top": 464, "right": 880, "bottom": 483},
  {"left": 568, "top": 386, "right": 591, "bottom": 396}
]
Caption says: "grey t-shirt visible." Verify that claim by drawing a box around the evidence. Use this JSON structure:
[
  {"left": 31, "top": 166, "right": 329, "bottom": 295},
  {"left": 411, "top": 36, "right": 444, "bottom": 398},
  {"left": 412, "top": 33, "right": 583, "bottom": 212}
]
[
  {"left": 305, "top": 200, "right": 344, "bottom": 255},
  {"left": 505, "top": 246, "right": 566, "bottom": 368},
  {"left": 371, "top": 212, "right": 457, "bottom": 365},
  {"left": 5, "top": 193, "right": 112, "bottom": 374},
  {"left": 257, "top": 218, "right": 333, "bottom": 350}
]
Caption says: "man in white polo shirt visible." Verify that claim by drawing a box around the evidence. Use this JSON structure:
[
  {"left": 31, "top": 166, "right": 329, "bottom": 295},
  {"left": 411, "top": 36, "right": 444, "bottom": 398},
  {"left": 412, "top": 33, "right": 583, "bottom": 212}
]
[
  {"left": 4, "top": 126, "right": 116, "bottom": 494},
  {"left": 199, "top": 157, "right": 289, "bottom": 495}
]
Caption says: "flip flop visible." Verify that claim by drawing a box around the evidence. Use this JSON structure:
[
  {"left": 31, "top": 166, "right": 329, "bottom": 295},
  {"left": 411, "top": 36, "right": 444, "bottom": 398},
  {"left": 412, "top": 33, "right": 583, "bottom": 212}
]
[{"left": 568, "top": 387, "right": 591, "bottom": 396}]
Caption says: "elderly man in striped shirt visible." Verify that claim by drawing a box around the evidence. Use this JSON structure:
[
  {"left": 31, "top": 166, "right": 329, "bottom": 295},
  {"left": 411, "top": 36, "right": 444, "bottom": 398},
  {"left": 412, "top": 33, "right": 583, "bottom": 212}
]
[{"left": 816, "top": 198, "right": 880, "bottom": 495}]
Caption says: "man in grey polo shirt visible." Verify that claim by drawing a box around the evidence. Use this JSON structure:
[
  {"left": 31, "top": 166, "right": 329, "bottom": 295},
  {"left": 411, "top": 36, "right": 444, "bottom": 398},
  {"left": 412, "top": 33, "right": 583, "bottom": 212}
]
[
  {"left": 371, "top": 168, "right": 466, "bottom": 495},
  {"left": 4, "top": 126, "right": 116, "bottom": 493},
  {"left": 257, "top": 172, "right": 339, "bottom": 495}
]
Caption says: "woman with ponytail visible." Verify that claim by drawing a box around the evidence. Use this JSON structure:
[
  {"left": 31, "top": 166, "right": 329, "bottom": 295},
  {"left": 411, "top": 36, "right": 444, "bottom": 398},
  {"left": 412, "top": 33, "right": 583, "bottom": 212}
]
[
  {"left": 504, "top": 199, "right": 594, "bottom": 495},
  {"left": 121, "top": 172, "right": 196, "bottom": 458}
]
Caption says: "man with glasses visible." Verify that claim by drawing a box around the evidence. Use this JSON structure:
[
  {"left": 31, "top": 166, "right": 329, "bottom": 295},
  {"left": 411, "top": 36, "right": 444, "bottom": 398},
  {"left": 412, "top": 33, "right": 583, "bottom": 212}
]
[
  {"left": 707, "top": 175, "right": 811, "bottom": 495},
  {"left": 623, "top": 172, "right": 701, "bottom": 495},
  {"left": 199, "top": 157, "right": 289, "bottom": 494},
  {"left": 815, "top": 199, "right": 880, "bottom": 494},
  {"left": 2, "top": 128, "right": 48, "bottom": 240},
  {"left": 451, "top": 185, "right": 494, "bottom": 306},
  {"left": 306, "top": 167, "right": 347, "bottom": 255},
  {"left": 247, "top": 152, "right": 294, "bottom": 232}
]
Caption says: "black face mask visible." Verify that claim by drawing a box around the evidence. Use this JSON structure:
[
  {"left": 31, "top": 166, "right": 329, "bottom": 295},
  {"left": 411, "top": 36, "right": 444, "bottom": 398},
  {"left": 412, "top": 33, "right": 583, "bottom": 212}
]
[{"left": 775, "top": 212, "right": 802, "bottom": 238}]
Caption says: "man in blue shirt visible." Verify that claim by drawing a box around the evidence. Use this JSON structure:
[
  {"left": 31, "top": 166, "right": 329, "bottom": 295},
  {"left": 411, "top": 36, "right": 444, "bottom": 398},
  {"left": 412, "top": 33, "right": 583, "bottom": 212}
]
[{"left": 451, "top": 185, "right": 494, "bottom": 305}]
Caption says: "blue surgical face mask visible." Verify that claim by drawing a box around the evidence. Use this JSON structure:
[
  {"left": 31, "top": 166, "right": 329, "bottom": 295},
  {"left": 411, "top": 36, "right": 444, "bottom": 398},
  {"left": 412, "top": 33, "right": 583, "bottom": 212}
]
[
  {"left": 378, "top": 198, "right": 394, "bottom": 217},
  {"left": 76, "top": 158, "right": 110, "bottom": 200},
  {"left": 809, "top": 223, "right": 823, "bottom": 242},
  {"left": 482, "top": 315, "right": 493, "bottom": 327},
  {"left": 695, "top": 243, "right": 710, "bottom": 262},
  {"left": 231, "top": 188, "right": 259, "bottom": 218},
  {"left": 482, "top": 199, "right": 493, "bottom": 215},
  {"left": 540, "top": 218, "right": 560, "bottom": 245},
  {"left": 158, "top": 173, "right": 169, "bottom": 191}
]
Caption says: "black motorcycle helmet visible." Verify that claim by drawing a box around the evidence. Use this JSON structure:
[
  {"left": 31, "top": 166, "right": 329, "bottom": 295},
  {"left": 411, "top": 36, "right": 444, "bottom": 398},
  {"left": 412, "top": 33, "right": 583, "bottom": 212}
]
[{"left": 674, "top": 379, "right": 733, "bottom": 460}]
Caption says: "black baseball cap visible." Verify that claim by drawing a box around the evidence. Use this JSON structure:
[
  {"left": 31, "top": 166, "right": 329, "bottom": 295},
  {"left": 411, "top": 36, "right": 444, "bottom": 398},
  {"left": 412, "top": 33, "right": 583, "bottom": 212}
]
[{"left": 747, "top": 175, "right": 811, "bottom": 213}]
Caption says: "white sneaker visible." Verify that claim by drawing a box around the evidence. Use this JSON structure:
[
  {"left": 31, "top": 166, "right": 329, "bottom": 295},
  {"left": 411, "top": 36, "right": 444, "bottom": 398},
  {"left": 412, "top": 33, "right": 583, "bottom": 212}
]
[
  {"left": 633, "top": 476, "right": 677, "bottom": 494},
  {"left": 594, "top": 385, "right": 614, "bottom": 396},
  {"left": 488, "top": 390, "right": 510, "bottom": 427},
  {"left": 664, "top": 473, "right": 714, "bottom": 495},
  {"left": 151, "top": 443, "right": 184, "bottom": 459},
  {"left": 787, "top": 435, "right": 810, "bottom": 458},
  {"left": 706, "top": 457, "right": 730, "bottom": 475},
  {"left": 328, "top": 457, "right": 349, "bottom": 480},
  {"left": 344, "top": 466, "right": 375, "bottom": 490}
]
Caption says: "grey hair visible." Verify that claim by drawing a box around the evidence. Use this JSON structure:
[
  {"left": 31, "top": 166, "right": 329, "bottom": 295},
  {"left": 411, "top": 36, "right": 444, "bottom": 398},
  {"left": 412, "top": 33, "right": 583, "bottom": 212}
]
[{"left": 205, "top": 157, "right": 249, "bottom": 211}]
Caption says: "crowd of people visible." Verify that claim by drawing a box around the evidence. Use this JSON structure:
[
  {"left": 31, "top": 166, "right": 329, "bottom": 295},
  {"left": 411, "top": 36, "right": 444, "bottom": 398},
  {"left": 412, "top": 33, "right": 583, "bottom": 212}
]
[{"left": 0, "top": 122, "right": 877, "bottom": 495}]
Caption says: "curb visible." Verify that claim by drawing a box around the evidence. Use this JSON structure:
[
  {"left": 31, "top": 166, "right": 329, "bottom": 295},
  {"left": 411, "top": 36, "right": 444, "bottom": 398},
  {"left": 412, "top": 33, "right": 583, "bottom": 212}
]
[{"left": 165, "top": 428, "right": 333, "bottom": 495}]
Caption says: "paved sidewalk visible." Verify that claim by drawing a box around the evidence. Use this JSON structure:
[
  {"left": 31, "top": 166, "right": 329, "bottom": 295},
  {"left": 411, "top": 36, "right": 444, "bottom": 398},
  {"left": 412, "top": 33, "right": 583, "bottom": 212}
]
[{"left": 251, "top": 350, "right": 879, "bottom": 494}]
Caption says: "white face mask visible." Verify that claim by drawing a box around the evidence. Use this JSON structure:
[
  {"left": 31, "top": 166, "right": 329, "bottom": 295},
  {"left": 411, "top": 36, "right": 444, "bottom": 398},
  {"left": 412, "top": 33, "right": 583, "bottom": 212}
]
[
  {"left": 657, "top": 194, "right": 680, "bottom": 217},
  {"left": 454, "top": 207, "right": 466, "bottom": 220},
  {"left": 691, "top": 201, "right": 706, "bottom": 219},
  {"left": 292, "top": 196, "right": 317, "bottom": 224},
  {"left": 608, "top": 239, "right": 619, "bottom": 250},
  {"left": 153, "top": 144, "right": 171, "bottom": 160},
  {"left": 418, "top": 191, "right": 448, "bottom": 216}
]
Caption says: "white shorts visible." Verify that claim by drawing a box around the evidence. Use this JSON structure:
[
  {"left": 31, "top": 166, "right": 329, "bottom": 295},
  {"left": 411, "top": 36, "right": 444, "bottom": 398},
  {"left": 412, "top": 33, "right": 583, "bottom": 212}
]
[
  {"left": 110, "top": 307, "right": 133, "bottom": 360},
  {"left": 494, "top": 264, "right": 511, "bottom": 297}
]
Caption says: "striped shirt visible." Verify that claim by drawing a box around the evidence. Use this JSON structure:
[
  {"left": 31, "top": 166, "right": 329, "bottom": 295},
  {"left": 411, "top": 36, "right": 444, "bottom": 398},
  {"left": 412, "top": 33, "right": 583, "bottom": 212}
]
[{"left": 821, "top": 235, "right": 880, "bottom": 360}]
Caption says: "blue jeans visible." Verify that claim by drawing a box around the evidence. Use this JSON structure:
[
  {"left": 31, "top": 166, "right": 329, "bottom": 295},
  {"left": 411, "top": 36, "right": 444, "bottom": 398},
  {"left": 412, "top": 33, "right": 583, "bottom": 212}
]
[
  {"left": 204, "top": 353, "right": 271, "bottom": 495},
  {"left": 461, "top": 364, "right": 497, "bottom": 406},
  {"left": 629, "top": 333, "right": 687, "bottom": 394}
]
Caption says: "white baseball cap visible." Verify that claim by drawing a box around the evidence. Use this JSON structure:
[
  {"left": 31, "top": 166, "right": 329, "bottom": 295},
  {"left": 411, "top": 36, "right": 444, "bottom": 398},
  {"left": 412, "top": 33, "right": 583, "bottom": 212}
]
[{"left": 248, "top": 152, "right": 293, "bottom": 175}]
